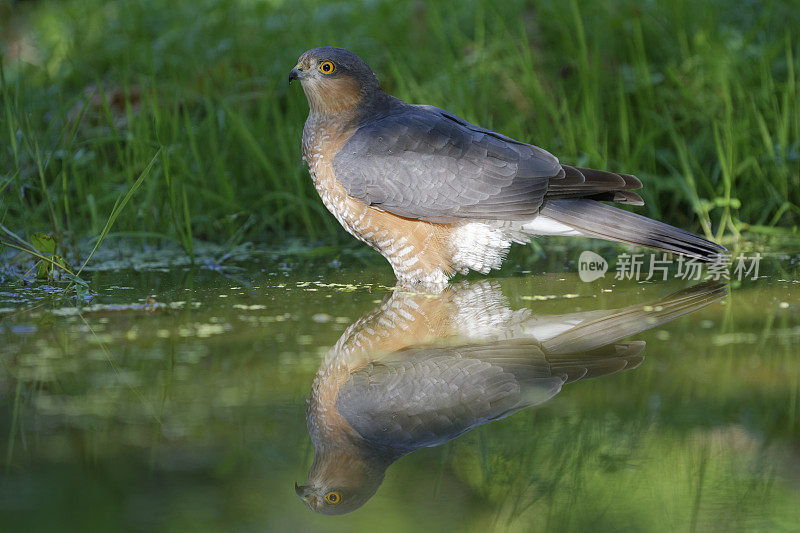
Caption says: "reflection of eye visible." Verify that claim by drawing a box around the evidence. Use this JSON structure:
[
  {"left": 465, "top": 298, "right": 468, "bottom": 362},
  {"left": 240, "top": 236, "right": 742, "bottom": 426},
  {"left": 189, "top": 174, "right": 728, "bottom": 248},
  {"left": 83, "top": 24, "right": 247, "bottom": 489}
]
[
  {"left": 318, "top": 61, "right": 335, "bottom": 74},
  {"left": 324, "top": 491, "right": 341, "bottom": 504}
]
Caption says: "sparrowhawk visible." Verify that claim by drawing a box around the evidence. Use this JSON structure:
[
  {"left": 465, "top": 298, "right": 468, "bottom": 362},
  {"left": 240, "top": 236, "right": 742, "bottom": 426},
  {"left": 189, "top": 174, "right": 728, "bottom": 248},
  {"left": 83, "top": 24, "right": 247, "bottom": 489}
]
[
  {"left": 295, "top": 280, "right": 726, "bottom": 514},
  {"left": 289, "top": 47, "right": 726, "bottom": 286}
]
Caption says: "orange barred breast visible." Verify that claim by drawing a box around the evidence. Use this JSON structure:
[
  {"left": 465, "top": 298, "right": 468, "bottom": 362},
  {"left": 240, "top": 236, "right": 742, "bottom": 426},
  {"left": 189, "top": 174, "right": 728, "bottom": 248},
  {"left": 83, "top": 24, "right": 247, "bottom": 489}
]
[{"left": 302, "top": 115, "right": 456, "bottom": 285}]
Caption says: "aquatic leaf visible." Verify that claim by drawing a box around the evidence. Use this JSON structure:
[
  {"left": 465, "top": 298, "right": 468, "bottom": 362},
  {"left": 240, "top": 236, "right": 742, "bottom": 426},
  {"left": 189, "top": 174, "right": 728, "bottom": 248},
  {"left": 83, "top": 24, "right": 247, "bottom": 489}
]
[
  {"left": 36, "top": 260, "right": 50, "bottom": 279},
  {"left": 30, "top": 232, "right": 56, "bottom": 254},
  {"left": 62, "top": 271, "right": 90, "bottom": 288},
  {"left": 54, "top": 254, "right": 70, "bottom": 273}
]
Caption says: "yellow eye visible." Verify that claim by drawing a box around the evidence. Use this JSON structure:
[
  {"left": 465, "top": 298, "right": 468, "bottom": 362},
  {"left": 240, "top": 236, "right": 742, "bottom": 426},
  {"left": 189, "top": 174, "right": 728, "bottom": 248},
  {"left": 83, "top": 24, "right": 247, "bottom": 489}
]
[
  {"left": 324, "top": 492, "right": 341, "bottom": 504},
  {"left": 318, "top": 61, "right": 335, "bottom": 74}
]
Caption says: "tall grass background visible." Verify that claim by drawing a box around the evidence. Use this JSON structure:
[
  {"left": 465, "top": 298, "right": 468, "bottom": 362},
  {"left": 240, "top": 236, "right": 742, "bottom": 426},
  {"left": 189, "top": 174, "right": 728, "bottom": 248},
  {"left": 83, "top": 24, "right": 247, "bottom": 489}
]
[{"left": 1, "top": 0, "right": 799, "bottom": 258}]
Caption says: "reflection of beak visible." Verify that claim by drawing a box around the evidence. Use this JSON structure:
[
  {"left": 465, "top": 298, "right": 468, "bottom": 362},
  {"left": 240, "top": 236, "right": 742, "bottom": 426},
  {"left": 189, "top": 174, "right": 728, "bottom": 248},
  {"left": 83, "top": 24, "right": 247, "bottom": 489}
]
[
  {"left": 289, "top": 67, "right": 302, "bottom": 84},
  {"left": 295, "top": 482, "right": 309, "bottom": 501},
  {"left": 295, "top": 482, "right": 318, "bottom": 508}
]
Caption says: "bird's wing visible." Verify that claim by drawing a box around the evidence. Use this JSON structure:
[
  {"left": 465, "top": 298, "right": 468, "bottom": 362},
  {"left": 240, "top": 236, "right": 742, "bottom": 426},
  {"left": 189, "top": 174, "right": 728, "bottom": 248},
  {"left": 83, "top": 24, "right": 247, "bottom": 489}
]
[
  {"left": 540, "top": 280, "right": 728, "bottom": 354},
  {"left": 335, "top": 341, "right": 566, "bottom": 452},
  {"left": 332, "top": 105, "right": 563, "bottom": 222}
]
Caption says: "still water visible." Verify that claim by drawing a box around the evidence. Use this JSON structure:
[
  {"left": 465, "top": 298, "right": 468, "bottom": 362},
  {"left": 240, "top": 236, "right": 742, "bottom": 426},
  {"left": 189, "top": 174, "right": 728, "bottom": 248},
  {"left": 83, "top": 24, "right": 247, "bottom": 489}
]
[{"left": 1, "top": 246, "right": 799, "bottom": 531}]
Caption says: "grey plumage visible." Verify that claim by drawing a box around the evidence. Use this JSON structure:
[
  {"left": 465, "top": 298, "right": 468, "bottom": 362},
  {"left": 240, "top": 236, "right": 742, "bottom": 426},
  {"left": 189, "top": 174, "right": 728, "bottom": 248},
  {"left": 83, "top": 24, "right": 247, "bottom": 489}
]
[
  {"left": 333, "top": 99, "right": 723, "bottom": 261},
  {"left": 334, "top": 282, "right": 728, "bottom": 456},
  {"left": 541, "top": 280, "right": 729, "bottom": 354},
  {"left": 334, "top": 103, "right": 640, "bottom": 223},
  {"left": 335, "top": 341, "right": 633, "bottom": 455},
  {"left": 293, "top": 46, "right": 726, "bottom": 281},
  {"left": 297, "top": 280, "right": 727, "bottom": 514},
  {"left": 540, "top": 199, "right": 725, "bottom": 261}
]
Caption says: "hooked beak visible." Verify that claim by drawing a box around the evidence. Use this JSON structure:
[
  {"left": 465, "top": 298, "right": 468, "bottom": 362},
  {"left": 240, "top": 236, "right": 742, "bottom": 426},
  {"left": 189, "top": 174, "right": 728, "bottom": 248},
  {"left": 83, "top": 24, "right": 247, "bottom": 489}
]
[
  {"left": 289, "top": 67, "right": 302, "bottom": 84},
  {"left": 295, "top": 482, "right": 310, "bottom": 500},
  {"left": 295, "top": 482, "right": 315, "bottom": 507}
]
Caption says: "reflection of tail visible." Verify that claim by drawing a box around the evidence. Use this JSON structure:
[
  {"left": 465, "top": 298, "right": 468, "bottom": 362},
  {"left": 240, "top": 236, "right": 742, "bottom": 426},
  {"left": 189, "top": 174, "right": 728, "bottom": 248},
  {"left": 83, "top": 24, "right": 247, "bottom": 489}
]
[
  {"left": 540, "top": 199, "right": 727, "bottom": 262},
  {"left": 542, "top": 281, "right": 727, "bottom": 354},
  {"left": 548, "top": 341, "right": 646, "bottom": 384}
]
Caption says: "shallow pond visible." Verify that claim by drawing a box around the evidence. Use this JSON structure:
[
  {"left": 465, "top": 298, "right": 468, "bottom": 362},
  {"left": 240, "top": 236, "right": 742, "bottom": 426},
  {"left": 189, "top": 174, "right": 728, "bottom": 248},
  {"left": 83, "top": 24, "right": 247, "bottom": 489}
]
[{"left": 1, "top": 244, "right": 799, "bottom": 532}]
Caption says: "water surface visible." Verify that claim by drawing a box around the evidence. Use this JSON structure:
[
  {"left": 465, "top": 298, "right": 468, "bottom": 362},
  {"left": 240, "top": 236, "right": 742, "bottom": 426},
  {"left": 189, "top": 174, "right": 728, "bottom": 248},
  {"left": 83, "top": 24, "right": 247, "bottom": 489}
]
[{"left": 1, "top": 247, "right": 799, "bottom": 531}]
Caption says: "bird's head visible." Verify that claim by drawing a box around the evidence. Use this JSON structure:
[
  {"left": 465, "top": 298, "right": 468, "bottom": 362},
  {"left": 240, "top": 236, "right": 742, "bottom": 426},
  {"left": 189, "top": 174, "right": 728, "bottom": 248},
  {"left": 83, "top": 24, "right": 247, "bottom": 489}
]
[
  {"left": 289, "top": 46, "right": 384, "bottom": 117},
  {"left": 294, "top": 446, "right": 388, "bottom": 515}
]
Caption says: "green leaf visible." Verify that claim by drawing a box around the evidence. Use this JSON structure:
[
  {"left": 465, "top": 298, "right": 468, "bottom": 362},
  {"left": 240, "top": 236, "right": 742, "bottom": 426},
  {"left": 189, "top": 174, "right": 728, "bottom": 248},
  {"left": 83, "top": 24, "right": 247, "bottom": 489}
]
[
  {"left": 54, "top": 254, "right": 70, "bottom": 270},
  {"left": 62, "top": 271, "right": 90, "bottom": 288},
  {"left": 29, "top": 233, "right": 56, "bottom": 254},
  {"left": 35, "top": 260, "right": 51, "bottom": 279}
]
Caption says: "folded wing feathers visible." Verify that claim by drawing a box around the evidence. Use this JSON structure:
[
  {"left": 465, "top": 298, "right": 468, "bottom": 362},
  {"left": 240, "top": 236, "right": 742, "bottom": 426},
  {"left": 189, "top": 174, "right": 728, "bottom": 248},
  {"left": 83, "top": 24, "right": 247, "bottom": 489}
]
[
  {"left": 544, "top": 165, "right": 644, "bottom": 205},
  {"left": 337, "top": 104, "right": 652, "bottom": 222}
]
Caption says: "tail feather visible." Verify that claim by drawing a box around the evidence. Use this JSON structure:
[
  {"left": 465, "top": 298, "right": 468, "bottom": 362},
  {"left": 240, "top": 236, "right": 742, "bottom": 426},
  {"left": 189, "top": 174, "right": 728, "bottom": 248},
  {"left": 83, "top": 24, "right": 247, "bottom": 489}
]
[
  {"left": 539, "top": 198, "right": 726, "bottom": 262},
  {"left": 547, "top": 167, "right": 645, "bottom": 205}
]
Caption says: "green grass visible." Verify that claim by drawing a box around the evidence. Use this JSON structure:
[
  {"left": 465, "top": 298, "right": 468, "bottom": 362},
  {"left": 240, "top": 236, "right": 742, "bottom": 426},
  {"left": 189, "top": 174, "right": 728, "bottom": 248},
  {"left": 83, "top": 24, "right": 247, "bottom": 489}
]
[{"left": 1, "top": 0, "right": 799, "bottom": 258}]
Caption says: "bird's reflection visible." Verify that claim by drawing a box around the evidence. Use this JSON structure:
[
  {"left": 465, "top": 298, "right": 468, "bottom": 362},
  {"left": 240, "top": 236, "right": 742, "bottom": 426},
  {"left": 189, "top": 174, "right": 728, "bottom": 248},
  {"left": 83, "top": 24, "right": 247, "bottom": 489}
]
[{"left": 295, "top": 280, "right": 726, "bottom": 514}]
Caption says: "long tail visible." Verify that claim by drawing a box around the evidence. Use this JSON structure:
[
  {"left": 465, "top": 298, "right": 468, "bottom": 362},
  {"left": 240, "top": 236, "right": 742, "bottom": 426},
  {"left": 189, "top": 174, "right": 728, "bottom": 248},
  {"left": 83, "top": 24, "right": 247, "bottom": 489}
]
[{"left": 539, "top": 198, "right": 726, "bottom": 261}]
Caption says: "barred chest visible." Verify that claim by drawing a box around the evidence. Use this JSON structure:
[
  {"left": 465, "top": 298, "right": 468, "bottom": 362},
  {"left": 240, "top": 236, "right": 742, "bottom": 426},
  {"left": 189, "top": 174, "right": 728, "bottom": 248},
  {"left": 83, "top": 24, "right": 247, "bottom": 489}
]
[
  {"left": 301, "top": 114, "right": 452, "bottom": 285},
  {"left": 301, "top": 116, "right": 371, "bottom": 245}
]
